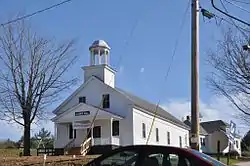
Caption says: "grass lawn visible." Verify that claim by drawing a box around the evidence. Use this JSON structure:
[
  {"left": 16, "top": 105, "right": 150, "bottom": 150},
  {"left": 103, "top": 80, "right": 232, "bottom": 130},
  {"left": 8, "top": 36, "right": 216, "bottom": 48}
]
[
  {"left": 219, "top": 157, "right": 239, "bottom": 165},
  {"left": 0, "top": 148, "right": 99, "bottom": 166},
  {"left": 213, "top": 156, "right": 239, "bottom": 166},
  {"left": 0, "top": 148, "right": 37, "bottom": 157}
]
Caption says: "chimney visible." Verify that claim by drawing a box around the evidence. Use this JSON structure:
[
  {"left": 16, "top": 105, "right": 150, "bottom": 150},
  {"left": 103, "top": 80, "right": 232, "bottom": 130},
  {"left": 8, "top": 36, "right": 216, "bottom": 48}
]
[{"left": 186, "top": 115, "right": 190, "bottom": 121}]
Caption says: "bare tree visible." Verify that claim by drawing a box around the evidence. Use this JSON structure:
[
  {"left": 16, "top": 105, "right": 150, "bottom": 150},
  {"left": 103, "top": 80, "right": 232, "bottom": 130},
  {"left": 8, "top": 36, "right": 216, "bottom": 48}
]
[
  {"left": 207, "top": 27, "right": 250, "bottom": 121},
  {"left": 0, "top": 21, "right": 77, "bottom": 156}
]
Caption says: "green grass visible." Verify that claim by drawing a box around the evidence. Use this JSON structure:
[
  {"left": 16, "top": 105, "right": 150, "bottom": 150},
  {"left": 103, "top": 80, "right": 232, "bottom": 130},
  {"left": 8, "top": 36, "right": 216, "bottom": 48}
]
[{"left": 214, "top": 157, "right": 239, "bottom": 166}]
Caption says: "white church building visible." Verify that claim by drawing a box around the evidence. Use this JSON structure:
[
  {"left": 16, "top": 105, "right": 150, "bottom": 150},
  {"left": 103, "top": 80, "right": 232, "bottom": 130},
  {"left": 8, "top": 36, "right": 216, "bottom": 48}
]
[{"left": 51, "top": 40, "right": 190, "bottom": 155}]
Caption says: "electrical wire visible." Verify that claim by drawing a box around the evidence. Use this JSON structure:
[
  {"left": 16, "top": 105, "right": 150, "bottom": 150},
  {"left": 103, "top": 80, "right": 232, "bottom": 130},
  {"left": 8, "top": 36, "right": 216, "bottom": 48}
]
[
  {"left": 219, "top": 0, "right": 249, "bottom": 34},
  {"left": 146, "top": 0, "right": 191, "bottom": 144},
  {"left": 214, "top": 13, "right": 249, "bottom": 32},
  {"left": 81, "top": 6, "right": 143, "bottom": 151},
  {"left": 211, "top": 0, "right": 250, "bottom": 26},
  {"left": 230, "top": 0, "right": 250, "bottom": 5},
  {"left": 0, "top": 0, "right": 74, "bottom": 26},
  {"left": 224, "top": 0, "right": 250, "bottom": 14}
]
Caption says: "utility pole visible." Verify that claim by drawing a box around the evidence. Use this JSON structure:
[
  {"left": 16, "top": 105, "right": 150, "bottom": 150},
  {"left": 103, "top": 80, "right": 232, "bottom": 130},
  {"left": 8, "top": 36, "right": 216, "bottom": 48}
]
[{"left": 190, "top": 0, "right": 200, "bottom": 150}]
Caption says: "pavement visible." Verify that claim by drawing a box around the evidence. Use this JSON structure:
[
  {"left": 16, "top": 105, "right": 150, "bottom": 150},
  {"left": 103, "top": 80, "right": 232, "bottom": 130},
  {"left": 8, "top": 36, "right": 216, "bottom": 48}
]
[{"left": 234, "top": 161, "right": 250, "bottom": 166}]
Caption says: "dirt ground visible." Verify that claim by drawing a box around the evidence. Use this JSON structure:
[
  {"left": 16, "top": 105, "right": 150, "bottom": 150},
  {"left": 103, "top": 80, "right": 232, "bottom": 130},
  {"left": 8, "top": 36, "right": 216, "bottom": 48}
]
[{"left": 0, "top": 155, "right": 99, "bottom": 166}]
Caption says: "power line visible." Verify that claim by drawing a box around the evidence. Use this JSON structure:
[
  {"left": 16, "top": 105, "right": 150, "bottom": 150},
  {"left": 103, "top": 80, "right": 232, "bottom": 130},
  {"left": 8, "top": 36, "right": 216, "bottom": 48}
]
[
  {"left": 230, "top": 0, "right": 250, "bottom": 5},
  {"left": 224, "top": 0, "right": 250, "bottom": 14},
  {"left": 210, "top": 0, "right": 250, "bottom": 26},
  {"left": 201, "top": 7, "right": 249, "bottom": 33},
  {"left": 146, "top": 0, "right": 191, "bottom": 144},
  {"left": 81, "top": 5, "right": 145, "bottom": 151},
  {"left": 0, "top": 0, "right": 74, "bottom": 26},
  {"left": 219, "top": 0, "right": 249, "bottom": 34}
]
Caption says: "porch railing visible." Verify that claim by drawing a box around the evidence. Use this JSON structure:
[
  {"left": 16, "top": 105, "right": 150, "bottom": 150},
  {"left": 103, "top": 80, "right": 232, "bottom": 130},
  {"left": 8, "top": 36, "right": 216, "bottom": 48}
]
[
  {"left": 64, "top": 138, "right": 76, "bottom": 154},
  {"left": 93, "top": 138, "right": 110, "bottom": 145},
  {"left": 81, "top": 137, "right": 92, "bottom": 156}
]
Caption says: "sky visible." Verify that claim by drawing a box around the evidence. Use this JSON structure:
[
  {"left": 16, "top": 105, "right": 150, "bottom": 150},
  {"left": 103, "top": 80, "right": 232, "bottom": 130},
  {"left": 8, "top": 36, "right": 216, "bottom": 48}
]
[{"left": 0, "top": 0, "right": 249, "bottom": 141}]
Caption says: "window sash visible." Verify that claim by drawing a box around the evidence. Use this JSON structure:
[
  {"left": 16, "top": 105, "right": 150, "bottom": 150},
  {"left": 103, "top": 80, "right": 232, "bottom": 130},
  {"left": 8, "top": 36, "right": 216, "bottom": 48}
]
[
  {"left": 142, "top": 123, "right": 146, "bottom": 138},
  {"left": 79, "top": 96, "right": 86, "bottom": 103},
  {"left": 179, "top": 136, "right": 182, "bottom": 147},
  {"left": 167, "top": 132, "right": 170, "bottom": 144},
  {"left": 102, "top": 94, "right": 110, "bottom": 108},
  {"left": 112, "top": 121, "right": 119, "bottom": 136},
  {"left": 156, "top": 128, "right": 159, "bottom": 142}
]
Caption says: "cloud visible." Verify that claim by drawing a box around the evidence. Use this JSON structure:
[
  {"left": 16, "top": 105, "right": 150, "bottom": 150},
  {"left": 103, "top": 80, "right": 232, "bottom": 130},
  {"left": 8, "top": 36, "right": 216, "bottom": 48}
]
[
  {"left": 161, "top": 95, "right": 248, "bottom": 136},
  {"left": 140, "top": 68, "right": 144, "bottom": 73}
]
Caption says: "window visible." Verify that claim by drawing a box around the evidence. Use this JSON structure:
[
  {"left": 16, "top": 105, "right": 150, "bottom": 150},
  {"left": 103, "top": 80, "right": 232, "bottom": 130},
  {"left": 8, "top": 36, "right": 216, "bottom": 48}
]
[
  {"left": 93, "top": 126, "right": 101, "bottom": 138},
  {"left": 200, "top": 137, "right": 205, "bottom": 146},
  {"left": 87, "top": 126, "right": 101, "bottom": 138},
  {"left": 79, "top": 96, "right": 86, "bottom": 103},
  {"left": 167, "top": 132, "right": 170, "bottom": 145},
  {"left": 142, "top": 153, "right": 164, "bottom": 166},
  {"left": 168, "top": 154, "right": 191, "bottom": 166},
  {"left": 185, "top": 134, "right": 188, "bottom": 146},
  {"left": 98, "top": 151, "right": 139, "bottom": 166},
  {"left": 141, "top": 153, "right": 191, "bottom": 166},
  {"left": 236, "top": 140, "right": 239, "bottom": 148},
  {"left": 112, "top": 120, "right": 119, "bottom": 136},
  {"left": 179, "top": 136, "right": 182, "bottom": 148},
  {"left": 142, "top": 123, "right": 146, "bottom": 138},
  {"left": 102, "top": 94, "right": 110, "bottom": 108},
  {"left": 156, "top": 128, "right": 159, "bottom": 142},
  {"left": 69, "top": 124, "right": 76, "bottom": 139}
]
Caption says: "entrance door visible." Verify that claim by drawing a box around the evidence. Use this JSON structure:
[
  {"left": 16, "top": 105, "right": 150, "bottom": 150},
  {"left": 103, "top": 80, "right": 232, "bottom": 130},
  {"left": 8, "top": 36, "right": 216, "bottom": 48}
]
[{"left": 87, "top": 126, "right": 101, "bottom": 138}]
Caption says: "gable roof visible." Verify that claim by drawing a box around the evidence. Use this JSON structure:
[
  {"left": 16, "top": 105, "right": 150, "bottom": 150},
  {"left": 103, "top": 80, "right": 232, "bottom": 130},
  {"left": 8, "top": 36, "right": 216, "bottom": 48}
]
[
  {"left": 201, "top": 120, "right": 241, "bottom": 138},
  {"left": 115, "top": 88, "right": 190, "bottom": 130},
  {"left": 51, "top": 102, "right": 124, "bottom": 122},
  {"left": 200, "top": 120, "right": 228, "bottom": 134},
  {"left": 183, "top": 120, "right": 208, "bottom": 135},
  {"left": 52, "top": 76, "right": 96, "bottom": 114},
  {"left": 53, "top": 75, "right": 189, "bottom": 130}
]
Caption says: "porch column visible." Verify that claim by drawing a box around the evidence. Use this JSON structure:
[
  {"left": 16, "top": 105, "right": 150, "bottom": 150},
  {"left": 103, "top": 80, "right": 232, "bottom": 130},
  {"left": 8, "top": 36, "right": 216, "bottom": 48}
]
[
  {"left": 91, "top": 124, "right": 94, "bottom": 145},
  {"left": 54, "top": 123, "right": 57, "bottom": 148},
  {"left": 110, "top": 118, "right": 113, "bottom": 144}
]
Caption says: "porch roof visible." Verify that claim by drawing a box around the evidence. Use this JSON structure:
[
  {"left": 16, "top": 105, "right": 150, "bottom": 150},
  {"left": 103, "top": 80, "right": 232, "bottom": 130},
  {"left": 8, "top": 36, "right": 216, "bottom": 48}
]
[{"left": 51, "top": 103, "right": 124, "bottom": 123}]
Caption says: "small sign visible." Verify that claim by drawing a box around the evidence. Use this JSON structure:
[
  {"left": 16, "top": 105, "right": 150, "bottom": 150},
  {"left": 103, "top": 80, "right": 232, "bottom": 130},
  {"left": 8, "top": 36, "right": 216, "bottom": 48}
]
[
  {"left": 73, "top": 122, "right": 91, "bottom": 129},
  {"left": 75, "top": 111, "right": 90, "bottom": 116}
]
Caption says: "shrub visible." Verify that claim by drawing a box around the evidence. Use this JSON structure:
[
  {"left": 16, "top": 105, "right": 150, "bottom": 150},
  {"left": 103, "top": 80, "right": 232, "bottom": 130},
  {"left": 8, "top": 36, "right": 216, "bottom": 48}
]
[{"left": 242, "top": 151, "right": 250, "bottom": 157}]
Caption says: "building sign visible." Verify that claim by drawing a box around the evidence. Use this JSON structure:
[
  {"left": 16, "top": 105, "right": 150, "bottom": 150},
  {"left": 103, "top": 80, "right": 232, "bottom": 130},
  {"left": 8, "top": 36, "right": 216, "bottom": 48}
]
[
  {"left": 75, "top": 111, "right": 90, "bottom": 116},
  {"left": 73, "top": 122, "right": 91, "bottom": 129}
]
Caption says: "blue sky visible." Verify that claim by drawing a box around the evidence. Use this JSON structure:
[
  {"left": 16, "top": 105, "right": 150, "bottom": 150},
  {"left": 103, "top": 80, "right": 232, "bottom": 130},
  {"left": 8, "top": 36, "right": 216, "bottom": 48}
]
[{"left": 0, "top": 0, "right": 249, "bottom": 140}]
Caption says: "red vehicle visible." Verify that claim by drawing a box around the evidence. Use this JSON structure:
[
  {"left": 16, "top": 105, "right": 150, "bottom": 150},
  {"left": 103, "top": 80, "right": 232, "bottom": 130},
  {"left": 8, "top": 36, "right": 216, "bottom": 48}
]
[{"left": 84, "top": 145, "right": 227, "bottom": 166}]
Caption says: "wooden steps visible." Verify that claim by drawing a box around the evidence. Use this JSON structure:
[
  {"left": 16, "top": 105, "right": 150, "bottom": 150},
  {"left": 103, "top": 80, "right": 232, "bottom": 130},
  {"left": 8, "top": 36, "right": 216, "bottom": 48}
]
[{"left": 67, "top": 147, "right": 81, "bottom": 155}]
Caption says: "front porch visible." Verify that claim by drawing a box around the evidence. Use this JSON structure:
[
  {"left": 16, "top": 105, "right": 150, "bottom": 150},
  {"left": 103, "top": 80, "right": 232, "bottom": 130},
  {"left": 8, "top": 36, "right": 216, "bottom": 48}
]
[
  {"left": 52, "top": 103, "right": 123, "bottom": 154},
  {"left": 63, "top": 119, "right": 121, "bottom": 147}
]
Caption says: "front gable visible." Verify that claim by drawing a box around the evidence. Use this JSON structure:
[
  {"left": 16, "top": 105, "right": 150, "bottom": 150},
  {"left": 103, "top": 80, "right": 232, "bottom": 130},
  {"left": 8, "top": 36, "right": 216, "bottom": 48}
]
[
  {"left": 53, "top": 76, "right": 133, "bottom": 118},
  {"left": 51, "top": 103, "right": 123, "bottom": 123}
]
